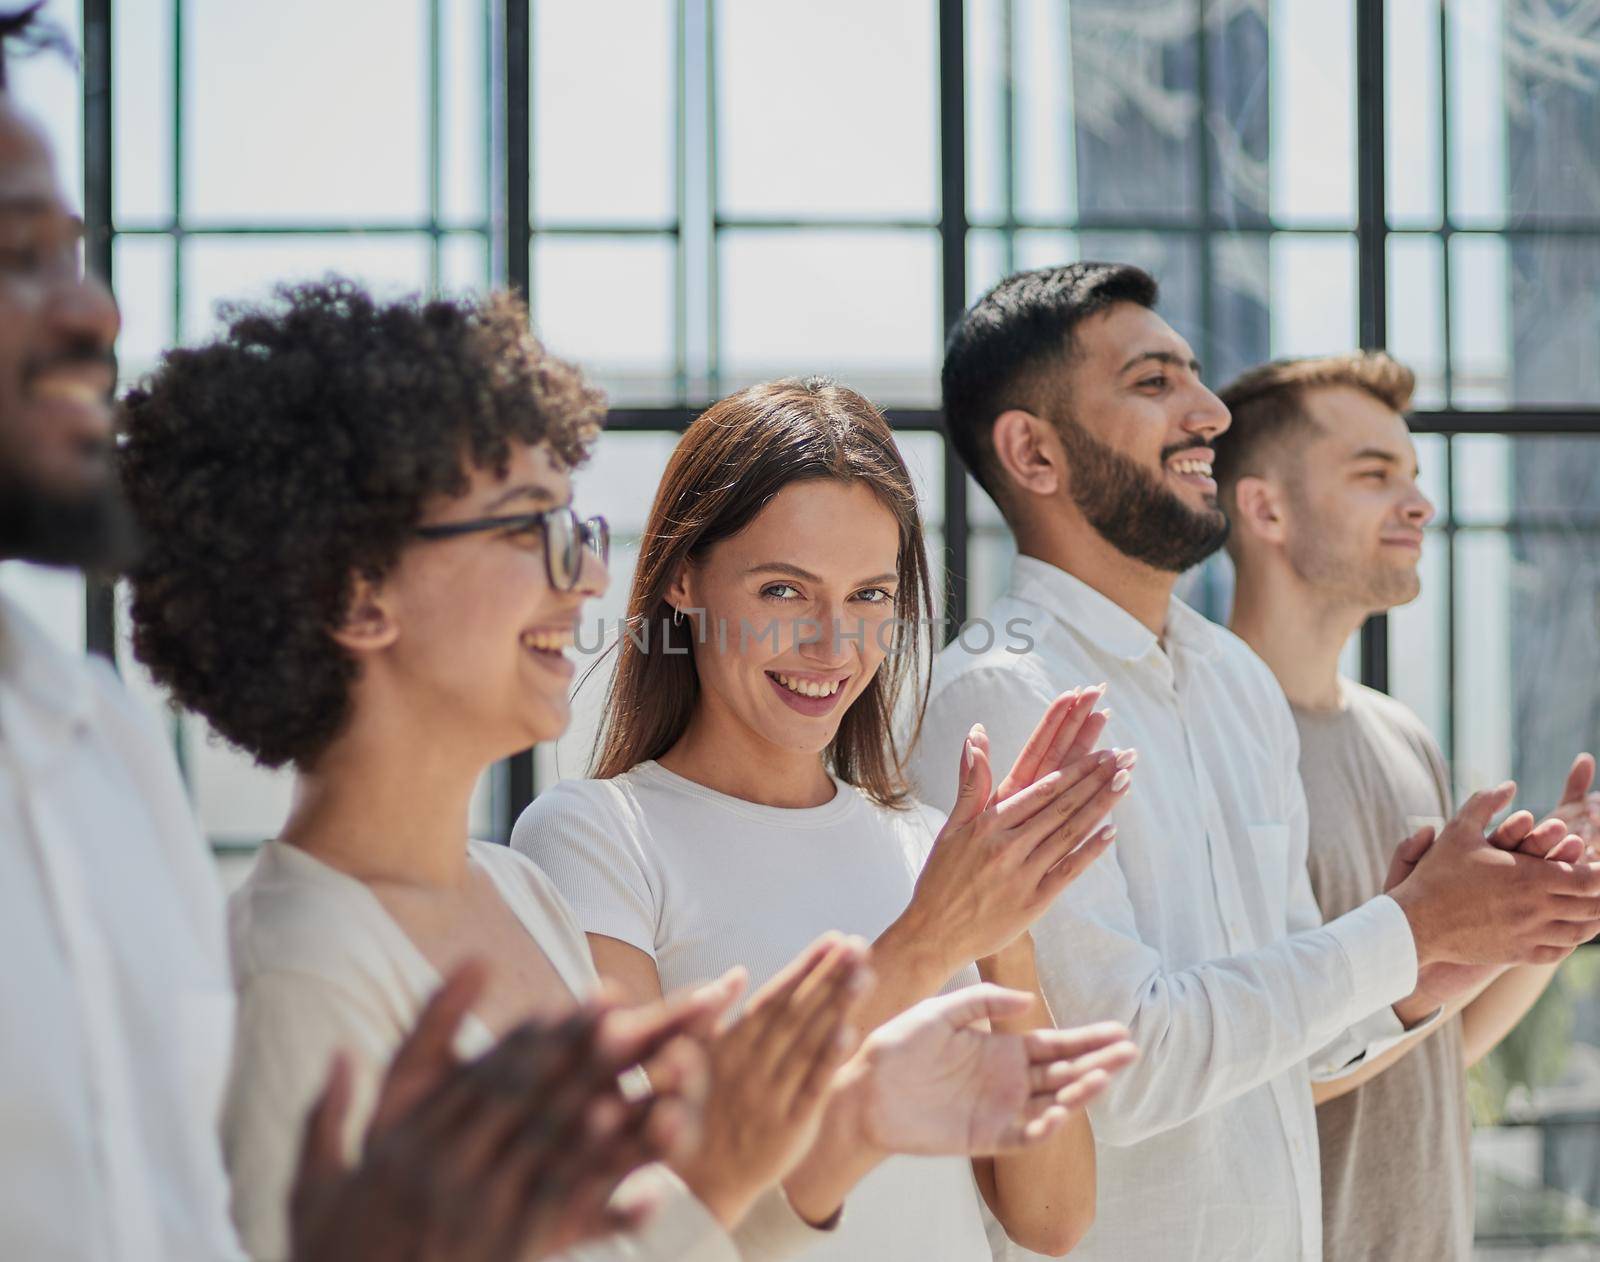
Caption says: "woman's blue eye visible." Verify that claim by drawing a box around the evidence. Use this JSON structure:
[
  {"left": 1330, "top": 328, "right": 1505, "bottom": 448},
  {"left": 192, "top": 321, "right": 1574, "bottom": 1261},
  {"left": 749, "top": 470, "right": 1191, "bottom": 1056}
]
[
  {"left": 854, "top": 588, "right": 892, "bottom": 604},
  {"left": 762, "top": 583, "right": 800, "bottom": 600}
]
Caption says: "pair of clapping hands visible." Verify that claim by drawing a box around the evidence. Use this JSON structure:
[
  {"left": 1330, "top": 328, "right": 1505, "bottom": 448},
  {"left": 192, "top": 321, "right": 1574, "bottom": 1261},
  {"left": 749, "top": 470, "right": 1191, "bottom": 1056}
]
[
  {"left": 1383, "top": 753, "right": 1600, "bottom": 1017},
  {"left": 288, "top": 933, "right": 1135, "bottom": 1261}
]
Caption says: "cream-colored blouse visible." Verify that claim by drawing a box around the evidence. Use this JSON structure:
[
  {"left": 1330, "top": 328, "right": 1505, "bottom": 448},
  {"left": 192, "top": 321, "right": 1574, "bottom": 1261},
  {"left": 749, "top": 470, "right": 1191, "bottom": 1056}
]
[{"left": 223, "top": 838, "right": 822, "bottom": 1262}]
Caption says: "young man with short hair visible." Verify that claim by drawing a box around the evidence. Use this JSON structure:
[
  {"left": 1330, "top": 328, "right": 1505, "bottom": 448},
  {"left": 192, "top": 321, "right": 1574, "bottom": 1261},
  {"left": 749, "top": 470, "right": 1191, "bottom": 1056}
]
[
  {"left": 1215, "top": 350, "right": 1596, "bottom": 1260},
  {"left": 908, "top": 261, "right": 1600, "bottom": 1261}
]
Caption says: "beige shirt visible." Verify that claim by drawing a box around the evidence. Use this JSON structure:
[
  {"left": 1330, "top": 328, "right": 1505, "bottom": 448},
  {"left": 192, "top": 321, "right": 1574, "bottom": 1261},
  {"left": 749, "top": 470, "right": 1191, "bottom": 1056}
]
[
  {"left": 1294, "top": 680, "right": 1473, "bottom": 1262},
  {"left": 0, "top": 590, "right": 243, "bottom": 1261},
  {"left": 224, "top": 838, "right": 820, "bottom": 1262}
]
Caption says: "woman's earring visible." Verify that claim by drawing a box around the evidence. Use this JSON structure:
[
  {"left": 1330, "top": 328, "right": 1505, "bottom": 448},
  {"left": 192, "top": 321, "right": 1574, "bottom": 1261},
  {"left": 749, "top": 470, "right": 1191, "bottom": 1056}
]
[{"left": 672, "top": 606, "right": 684, "bottom": 627}]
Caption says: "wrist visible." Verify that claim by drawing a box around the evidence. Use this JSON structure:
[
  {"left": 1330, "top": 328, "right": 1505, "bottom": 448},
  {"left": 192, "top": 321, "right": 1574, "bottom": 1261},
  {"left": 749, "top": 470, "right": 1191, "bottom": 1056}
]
[
  {"left": 879, "top": 906, "right": 963, "bottom": 993},
  {"left": 673, "top": 1153, "right": 763, "bottom": 1230},
  {"left": 1392, "top": 990, "right": 1441, "bottom": 1030},
  {"left": 1387, "top": 885, "right": 1439, "bottom": 970},
  {"left": 978, "top": 930, "right": 1035, "bottom": 974},
  {"left": 780, "top": 1060, "right": 887, "bottom": 1225}
]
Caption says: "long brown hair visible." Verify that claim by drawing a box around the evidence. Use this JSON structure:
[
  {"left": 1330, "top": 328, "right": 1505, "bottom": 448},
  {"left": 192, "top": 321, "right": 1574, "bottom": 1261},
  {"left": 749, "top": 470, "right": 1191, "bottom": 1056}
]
[{"left": 587, "top": 376, "right": 936, "bottom": 807}]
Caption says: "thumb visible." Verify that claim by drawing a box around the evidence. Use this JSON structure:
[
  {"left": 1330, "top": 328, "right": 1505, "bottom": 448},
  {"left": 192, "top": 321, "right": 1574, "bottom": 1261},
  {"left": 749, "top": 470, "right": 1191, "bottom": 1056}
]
[
  {"left": 948, "top": 725, "right": 994, "bottom": 827},
  {"left": 1563, "top": 753, "right": 1596, "bottom": 806},
  {"left": 296, "top": 1050, "right": 353, "bottom": 1192},
  {"left": 1384, "top": 826, "right": 1434, "bottom": 892},
  {"left": 920, "top": 982, "right": 1034, "bottom": 1030}
]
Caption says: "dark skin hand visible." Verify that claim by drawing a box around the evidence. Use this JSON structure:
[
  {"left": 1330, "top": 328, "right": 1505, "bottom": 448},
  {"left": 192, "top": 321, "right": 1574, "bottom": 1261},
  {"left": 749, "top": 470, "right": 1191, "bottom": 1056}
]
[{"left": 289, "top": 960, "right": 726, "bottom": 1262}]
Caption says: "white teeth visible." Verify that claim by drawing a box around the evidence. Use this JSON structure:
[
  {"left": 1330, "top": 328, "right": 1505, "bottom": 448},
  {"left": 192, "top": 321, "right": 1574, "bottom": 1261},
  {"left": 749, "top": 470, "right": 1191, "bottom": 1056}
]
[
  {"left": 520, "top": 628, "right": 575, "bottom": 653},
  {"left": 774, "top": 673, "right": 843, "bottom": 699},
  {"left": 1169, "top": 458, "right": 1212, "bottom": 476}
]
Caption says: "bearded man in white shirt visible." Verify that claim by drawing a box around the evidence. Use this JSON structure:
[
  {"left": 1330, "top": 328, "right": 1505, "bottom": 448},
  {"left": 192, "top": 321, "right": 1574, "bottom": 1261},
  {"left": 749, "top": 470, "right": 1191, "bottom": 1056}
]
[
  {"left": 1216, "top": 349, "right": 1599, "bottom": 1261},
  {"left": 0, "top": 12, "right": 711, "bottom": 1260},
  {"left": 907, "top": 260, "right": 1600, "bottom": 1261}
]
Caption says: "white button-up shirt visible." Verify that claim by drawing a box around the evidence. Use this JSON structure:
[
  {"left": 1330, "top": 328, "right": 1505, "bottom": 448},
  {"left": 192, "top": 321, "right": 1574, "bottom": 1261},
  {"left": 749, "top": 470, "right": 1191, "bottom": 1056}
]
[
  {"left": 908, "top": 557, "right": 1421, "bottom": 1262},
  {"left": 0, "top": 591, "right": 243, "bottom": 1261}
]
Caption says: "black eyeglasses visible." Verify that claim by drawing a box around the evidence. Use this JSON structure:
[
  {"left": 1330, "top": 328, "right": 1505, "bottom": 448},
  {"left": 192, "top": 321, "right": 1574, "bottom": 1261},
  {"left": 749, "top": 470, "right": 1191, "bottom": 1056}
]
[{"left": 414, "top": 507, "right": 610, "bottom": 592}]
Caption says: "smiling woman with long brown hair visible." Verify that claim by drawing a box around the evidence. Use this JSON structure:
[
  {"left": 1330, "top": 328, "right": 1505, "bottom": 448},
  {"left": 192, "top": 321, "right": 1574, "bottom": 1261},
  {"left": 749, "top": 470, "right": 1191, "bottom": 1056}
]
[{"left": 514, "top": 376, "right": 1139, "bottom": 1259}]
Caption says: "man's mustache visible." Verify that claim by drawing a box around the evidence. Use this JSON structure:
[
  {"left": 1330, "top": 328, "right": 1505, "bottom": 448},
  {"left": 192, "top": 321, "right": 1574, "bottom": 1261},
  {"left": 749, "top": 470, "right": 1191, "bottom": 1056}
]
[{"left": 1159, "top": 439, "right": 1215, "bottom": 462}]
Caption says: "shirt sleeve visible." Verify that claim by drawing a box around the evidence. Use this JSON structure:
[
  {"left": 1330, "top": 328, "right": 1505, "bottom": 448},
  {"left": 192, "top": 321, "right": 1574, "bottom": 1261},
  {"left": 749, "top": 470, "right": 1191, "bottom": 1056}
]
[
  {"left": 1042, "top": 855, "right": 1418, "bottom": 1147},
  {"left": 1274, "top": 690, "right": 1433, "bottom": 1080},
  {"left": 923, "top": 665, "right": 1419, "bottom": 1148},
  {"left": 223, "top": 970, "right": 397, "bottom": 1262},
  {"left": 512, "top": 780, "right": 661, "bottom": 959}
]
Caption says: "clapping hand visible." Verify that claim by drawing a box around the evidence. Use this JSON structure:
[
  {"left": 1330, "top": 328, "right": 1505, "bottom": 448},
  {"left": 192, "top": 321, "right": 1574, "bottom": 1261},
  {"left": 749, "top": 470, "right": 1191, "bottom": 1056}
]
[
  {"left": 848, "top": 984, "right": 1137, "bottom": 1156},
  {"left": 289, "top": 961, "right": 721, "bottom": 1262},
  {"left": 671, "top": 933, "right": 875, "bottom": 1228},
  {"left": 1540, "top": 753, "right": 1600, "bottom": 858},
  {"left": 907, "top": 694, "right": 1129, "bottom": 966}
]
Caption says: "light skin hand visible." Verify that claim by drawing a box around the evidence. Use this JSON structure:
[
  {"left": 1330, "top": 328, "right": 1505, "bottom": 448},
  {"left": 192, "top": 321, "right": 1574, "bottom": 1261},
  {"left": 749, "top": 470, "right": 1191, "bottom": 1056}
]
[
  {"left": 842, "top": 985, "right": 1138, "bottom": 1156},
  {"left": 1388, "top": 782, "right": 1600, "bottom": 976},
  {"left": 1530, "top": 752, "right": 1600, "bottom": 857},
  {"left": 883, "top": 703, "right": 1125, "bottom": 999},
  {"left": 671, "top": 933, "right": 875, "bottom": 1229}
]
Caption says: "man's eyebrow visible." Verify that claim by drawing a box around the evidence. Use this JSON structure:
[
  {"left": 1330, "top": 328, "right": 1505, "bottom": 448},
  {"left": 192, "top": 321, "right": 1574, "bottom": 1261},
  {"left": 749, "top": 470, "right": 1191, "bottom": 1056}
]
[
  {"left": 1119, "top": 349, "right": 1203, "bottom": 377},
  {"left": 485, "top": 483, "right": 562, "bottom": 511},
  {"left": 1349, "top": 448, "right": 1399, "bottom": 463},
  {"left": 745, "top": 562, "right": 899, "bottom": 586}
]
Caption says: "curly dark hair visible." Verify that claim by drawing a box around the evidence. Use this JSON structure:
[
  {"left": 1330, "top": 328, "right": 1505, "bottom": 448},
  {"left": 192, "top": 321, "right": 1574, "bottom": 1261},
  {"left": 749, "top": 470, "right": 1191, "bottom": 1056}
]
[{"left": 119, "top": 278, "right": 605, "bottom": 770}]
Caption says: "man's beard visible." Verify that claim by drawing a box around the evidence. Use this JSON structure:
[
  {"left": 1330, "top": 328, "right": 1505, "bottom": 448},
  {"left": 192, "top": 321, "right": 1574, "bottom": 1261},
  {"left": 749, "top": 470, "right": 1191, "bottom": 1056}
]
[
  {"left": 1054, "top": 413, "right": 1230, "bottom": 573},
  {"left": 0, "top": 462, "right": 139, "bottom": 573}
]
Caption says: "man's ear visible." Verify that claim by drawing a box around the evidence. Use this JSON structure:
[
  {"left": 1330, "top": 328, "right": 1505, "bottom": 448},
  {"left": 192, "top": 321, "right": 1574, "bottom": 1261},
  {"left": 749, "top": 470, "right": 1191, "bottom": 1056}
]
[
  {"left": 1231, "top": 475, "right": 1290, "bottom": 547},
  {"left": 990, "top": 409, "right": 1063, "bottom": 499},
  {"left": 328, "top": 572, "right": 400, "bottom": 653}
]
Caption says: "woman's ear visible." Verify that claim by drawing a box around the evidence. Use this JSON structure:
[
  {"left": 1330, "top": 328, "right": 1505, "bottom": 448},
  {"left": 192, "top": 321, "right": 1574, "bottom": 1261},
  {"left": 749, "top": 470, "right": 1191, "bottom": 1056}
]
[
  {"left": 328, "top": 573, "right": 401, "bottom": 653},
  {"left": 991, "top": 409, "right": 1063, "bottom": 499},
  {"left": 664, "top": 563, "right": 694, "bottom": 618},
  {"left": 1231, "top": 475, "right": 1289, "bottom": 547}
]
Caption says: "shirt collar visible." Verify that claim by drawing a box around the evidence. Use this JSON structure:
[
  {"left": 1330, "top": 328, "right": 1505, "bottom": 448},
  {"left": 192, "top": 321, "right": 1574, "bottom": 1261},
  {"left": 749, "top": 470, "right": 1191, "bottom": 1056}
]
[
  {"left": 1006, "top": 554, "right": 1220, "bottom": 663},
  {"left": 0, "top": 589, "right": 97, "bottom": 766}
]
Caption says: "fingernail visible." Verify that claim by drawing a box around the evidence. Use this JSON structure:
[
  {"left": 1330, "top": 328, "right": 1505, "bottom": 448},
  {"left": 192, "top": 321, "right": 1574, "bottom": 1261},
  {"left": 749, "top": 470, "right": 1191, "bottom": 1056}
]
[
  {"left": 973, "top": 722, "right": 986, "bottom": 736},
  {"left": 962, "top": 737, "right": 972, "bottom": 772},
  {"left": 1114, "top": 749, "right": 1138, "bottom": 769},
  {"left": 1111, "top": 769, "right": 1131, "bottom": 792},
  {"left": 1098, "top": 708, "right": 1112, "bottom": 724},
  {"left": 1102, "top": 826, "right": 1117, "bottom": 843}
]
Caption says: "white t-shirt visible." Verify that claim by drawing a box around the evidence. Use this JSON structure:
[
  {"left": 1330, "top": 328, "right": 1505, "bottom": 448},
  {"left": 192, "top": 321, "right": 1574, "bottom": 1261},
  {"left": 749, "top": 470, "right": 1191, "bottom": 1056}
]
[
  {"left": 225, "top": 838, "right": 823, "bottom": 1262},
  {"left": 512, "top": 759, "right": 994, "bottom": 1262}
]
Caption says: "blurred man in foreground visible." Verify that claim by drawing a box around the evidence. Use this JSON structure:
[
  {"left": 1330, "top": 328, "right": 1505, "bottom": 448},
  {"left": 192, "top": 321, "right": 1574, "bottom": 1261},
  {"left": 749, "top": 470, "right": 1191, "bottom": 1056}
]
[{"left": 0, "top": 9, "right": 698, "bottom": 1258}]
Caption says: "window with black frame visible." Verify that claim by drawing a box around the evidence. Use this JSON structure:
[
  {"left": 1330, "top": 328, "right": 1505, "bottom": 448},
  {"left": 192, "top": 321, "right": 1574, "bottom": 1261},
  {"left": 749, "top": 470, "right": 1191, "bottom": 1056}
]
[{"left": 6, "top": 0, "right": 1595, "bottom": 1250}]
